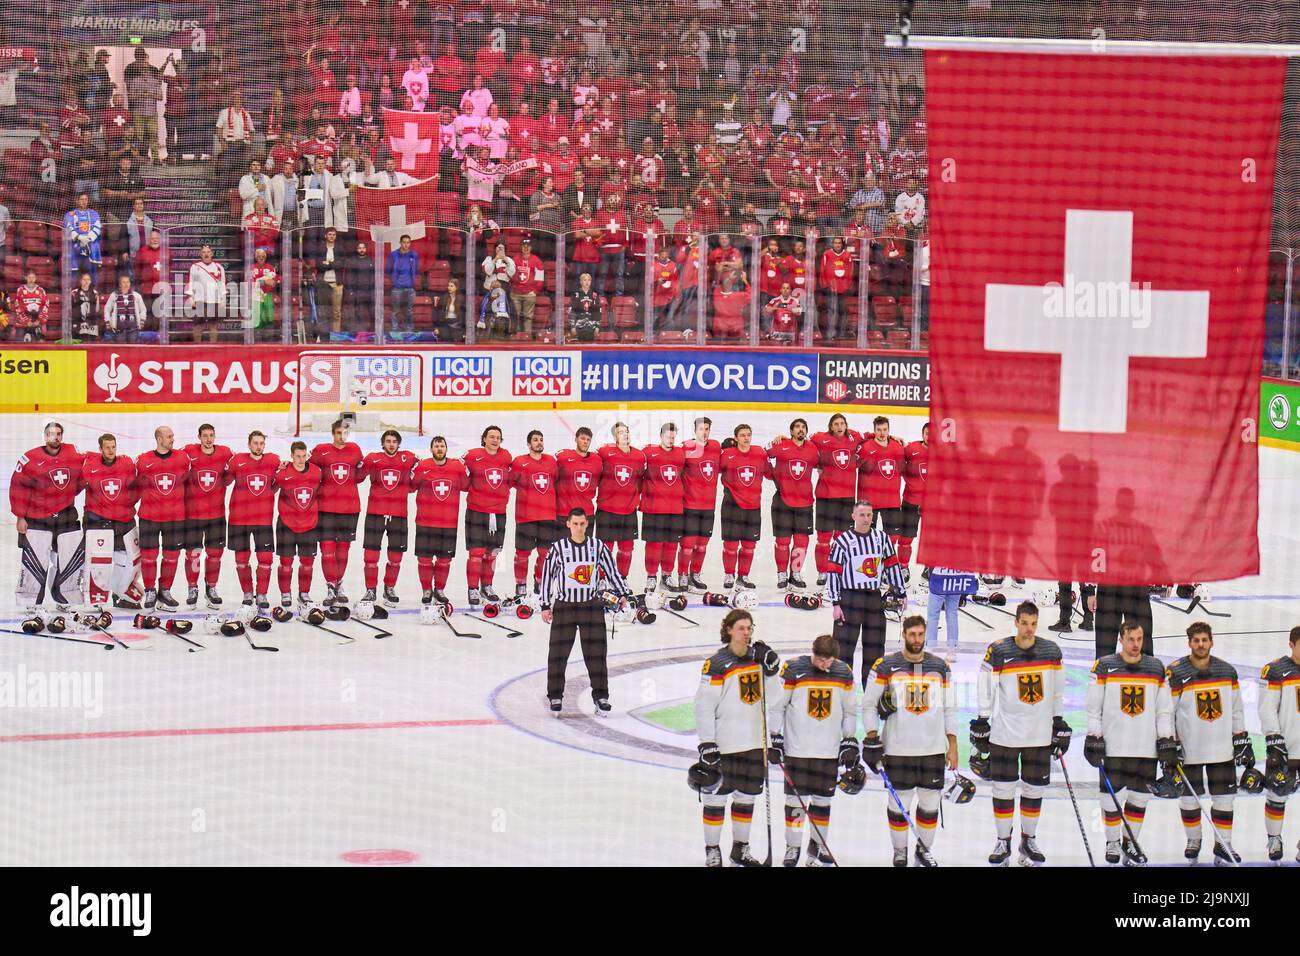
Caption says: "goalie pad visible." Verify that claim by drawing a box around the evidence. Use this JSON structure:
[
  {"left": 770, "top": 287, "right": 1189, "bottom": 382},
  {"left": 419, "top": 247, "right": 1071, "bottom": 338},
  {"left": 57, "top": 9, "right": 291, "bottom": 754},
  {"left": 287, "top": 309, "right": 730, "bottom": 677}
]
[
  {"left": 119, "top": 525, "right": 145, "bottom": 601},
  {"left": 50, "top": 529, "right": 86, "bottom": 606},
  {"left": 17, "top": 529, "right": 52, "bottom": 608},
  {"left": 85, "top": 529, "right": 115, "bottom": 606}
]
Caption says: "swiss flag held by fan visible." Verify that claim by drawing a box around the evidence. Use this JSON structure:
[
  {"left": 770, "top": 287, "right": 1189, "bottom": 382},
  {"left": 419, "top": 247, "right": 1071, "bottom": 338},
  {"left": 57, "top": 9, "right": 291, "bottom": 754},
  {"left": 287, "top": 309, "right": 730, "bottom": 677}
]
[
  {"left": 354, "top": 178, "right": 441, "bottom": 248},
  {"left": 382, "top": 108, "right": 441, "bottom": 179},
  {"left": 920, "top": 52, "right": 1285, "bottom": 585}
]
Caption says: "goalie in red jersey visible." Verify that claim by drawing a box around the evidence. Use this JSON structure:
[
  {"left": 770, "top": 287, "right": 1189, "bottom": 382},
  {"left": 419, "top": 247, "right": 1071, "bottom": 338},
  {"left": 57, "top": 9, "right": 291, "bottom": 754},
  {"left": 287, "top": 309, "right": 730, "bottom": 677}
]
[
  {"left": 310, "top": 419, "right": 365, "bottom": 607},
  {"left": 81, "top": 432, "right": 145, "bottom": 609},
  {"left": 412, "top": 436, "right": 469, "bottom": 608},
  {"left": 11, "top": 422, "right": 85, "bottom": 610},
  {"left": 183, "top": 423, "right": 233, "bottom": 609},
  {"left": 275, "top": 441, "right": 323, "bottom": 610},
  {"left": 361, "top": 429, "right": 418, "bottom": 607},
  {"left": 226, "top": 430, "right": 281, "bottom": 612}
]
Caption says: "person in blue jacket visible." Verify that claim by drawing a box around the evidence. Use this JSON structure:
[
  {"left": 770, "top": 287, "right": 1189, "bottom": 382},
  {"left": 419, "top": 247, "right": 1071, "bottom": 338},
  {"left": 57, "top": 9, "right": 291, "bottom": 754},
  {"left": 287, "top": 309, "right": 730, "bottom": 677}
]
[
  {"left": 64, "top": 192, "right": 103, "bottom": 283},
  {"left": 386, "top": 233, "right": 420, "bottom": 334}
]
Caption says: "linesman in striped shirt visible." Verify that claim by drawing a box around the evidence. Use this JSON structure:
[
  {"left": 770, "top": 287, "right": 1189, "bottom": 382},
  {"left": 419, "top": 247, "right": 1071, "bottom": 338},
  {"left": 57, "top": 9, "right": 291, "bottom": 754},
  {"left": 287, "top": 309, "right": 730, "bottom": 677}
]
[
  {"left": 827, "top": 500, "right": 907, "bottom": 688},
  {"left": 539, "top": 507, "right": 633, "bottom": 716}
]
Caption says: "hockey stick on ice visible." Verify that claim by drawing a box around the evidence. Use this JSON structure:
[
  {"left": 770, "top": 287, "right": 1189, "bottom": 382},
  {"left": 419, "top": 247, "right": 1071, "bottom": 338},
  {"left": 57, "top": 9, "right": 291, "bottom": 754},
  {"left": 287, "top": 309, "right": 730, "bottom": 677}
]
[
  {"left": 877, "top": 764, "right": 937, "bottom": 867},
  {"left": 1057, "top": 754, "right": 1096, "bottom": 867},
  {"left": 775, "top": 758, "right": 839, "bottom": 866},
  {"left": 1152, "top": 594, "right": 1231, "bottom": 619},
  {"left": 1174, "top": 761, "right": 1240, "bottom": 867},
  {"left": 473, "top": 614, "right": 523, "bottom": 638},
  {"left": 756, "top": 655, "right": 774, "bottom": 867},
  {"left": 0, "top": 627, "right": 115, "bottom": 650},
  {"left": 1099, "top": 761, "right": 1147, "bottom": 865}
]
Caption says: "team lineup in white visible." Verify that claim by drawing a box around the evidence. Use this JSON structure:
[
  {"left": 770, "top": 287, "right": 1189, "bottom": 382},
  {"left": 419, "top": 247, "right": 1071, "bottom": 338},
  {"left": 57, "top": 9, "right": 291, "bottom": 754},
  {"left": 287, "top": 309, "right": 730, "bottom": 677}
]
[{"left": 7, "top": 414, "right": 1300, "bottom": 868}]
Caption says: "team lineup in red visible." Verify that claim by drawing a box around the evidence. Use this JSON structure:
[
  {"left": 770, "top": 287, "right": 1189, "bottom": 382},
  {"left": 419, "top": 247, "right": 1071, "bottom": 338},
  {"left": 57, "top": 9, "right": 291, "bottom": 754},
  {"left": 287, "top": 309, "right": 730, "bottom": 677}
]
[{"left": 8, "top": 414, "right": 928, "bottom": 615}]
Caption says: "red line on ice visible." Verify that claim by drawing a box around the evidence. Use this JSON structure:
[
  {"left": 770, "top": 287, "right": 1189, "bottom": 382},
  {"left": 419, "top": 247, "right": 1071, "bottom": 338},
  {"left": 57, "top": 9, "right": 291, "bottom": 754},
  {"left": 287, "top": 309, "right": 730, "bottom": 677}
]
[{"left": 0, "top": 717, "right": 502, "bottom": 744}]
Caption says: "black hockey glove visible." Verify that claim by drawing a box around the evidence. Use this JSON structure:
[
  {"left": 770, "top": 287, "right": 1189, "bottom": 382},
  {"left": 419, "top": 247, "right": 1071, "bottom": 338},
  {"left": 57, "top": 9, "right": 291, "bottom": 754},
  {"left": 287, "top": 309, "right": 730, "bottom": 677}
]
[
  {"left": 698, "top": 742, "right": 721, "bottom": 767},
  {"left": 1051, "top": 717, "right": 1072, "bottom": 757},
  {"left": 876, "top": 687, "right": 897, "bottom": 720},
  {"left": 751, "top": 640, "right": 780, "bottom": 677},
  {"left": 1265, "top": 734, "right": 1288, "bottom": 773},
  {"left": 838, "top": 737, "right": 861, "bottom": 769},
  {"left": 1084, "top": 734, "right": 1106, "bottom": 768},
  {"left": 768, "top": 733, "right": 784, "bottom": 765},
  {"left": 969, "top": 717, "right": 991, "bottom": 755},
  {"left": 1233, "top": 731, "right": 1254, "bottom": 767},
  {"left": 862, "top": 733, "right": 884, "bottom": 772},
  {"left": 1157, "top": 736, "right": 1180, "bottom": 768}
]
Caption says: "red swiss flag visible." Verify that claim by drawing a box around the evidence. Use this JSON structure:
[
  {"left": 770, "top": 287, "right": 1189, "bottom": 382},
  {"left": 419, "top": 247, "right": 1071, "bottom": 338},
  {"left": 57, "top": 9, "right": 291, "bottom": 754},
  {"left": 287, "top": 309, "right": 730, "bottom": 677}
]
[{"left": 920, "top": 52, "right": 1284, "bottom": 585}]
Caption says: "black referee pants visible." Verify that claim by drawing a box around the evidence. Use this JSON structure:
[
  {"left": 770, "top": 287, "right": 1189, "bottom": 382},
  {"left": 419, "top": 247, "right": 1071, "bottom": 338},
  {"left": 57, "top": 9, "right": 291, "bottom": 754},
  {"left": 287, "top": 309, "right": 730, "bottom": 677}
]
[
  {"left": 1094, "top": 585, "right": 1154, "bottom": 658},
  {"left": 833, "top": 588, "right": 886, "bottom": 689},
  {"left": 546, "top": 599, "right": 609, "bottom": 700}
]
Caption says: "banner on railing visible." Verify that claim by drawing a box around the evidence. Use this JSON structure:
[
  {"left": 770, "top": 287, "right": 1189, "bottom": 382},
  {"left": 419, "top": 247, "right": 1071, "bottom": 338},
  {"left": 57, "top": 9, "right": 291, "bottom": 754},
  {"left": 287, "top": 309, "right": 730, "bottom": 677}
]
[
  {"left": 1263, "top": 378, "right": 1300, "bottom": 445},
  {"left": 578, "top": 350, "right": 818, "bottom": 404},
  {"left": 819, "top": 354, "right": 929, "bottom": 406}
]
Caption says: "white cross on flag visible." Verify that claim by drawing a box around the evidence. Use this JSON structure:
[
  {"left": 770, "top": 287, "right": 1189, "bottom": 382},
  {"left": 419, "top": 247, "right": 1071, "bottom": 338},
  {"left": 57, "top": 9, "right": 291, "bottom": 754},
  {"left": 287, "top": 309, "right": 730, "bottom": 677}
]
[
  {"left": 355, "top": 178, "right": 440, "bottom": 250},
  {"left": 920, "top": 51, "right": 1284, "bottom": 585},
  {"left": 382, "top": 108, "right": 438, "bottom": 178}
]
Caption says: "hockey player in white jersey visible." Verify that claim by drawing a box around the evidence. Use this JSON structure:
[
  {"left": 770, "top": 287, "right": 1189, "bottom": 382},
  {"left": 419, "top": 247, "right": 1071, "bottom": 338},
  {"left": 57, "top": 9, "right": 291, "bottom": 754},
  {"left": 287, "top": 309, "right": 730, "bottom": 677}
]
[
  {"left": 971, "top": 600, "right": 1070, "bottom": 866},
  {"left": 692, "top": 609, "right": 782, "bottom": 867},
  {"left": 1259, "top": 625, "right": 1300, "bottom": 864},
  {"left": 1085, "top": 620, "right": 1175, "bottom": 866},
  {"left": 1167, "top": 621, "right": 1248, "bottom": 866},
  {"left": 768, "top": 632, "right": 859, "bottom": 867},
  {"left": 862, "top": 614, "right": 958, "bottom": 867}
]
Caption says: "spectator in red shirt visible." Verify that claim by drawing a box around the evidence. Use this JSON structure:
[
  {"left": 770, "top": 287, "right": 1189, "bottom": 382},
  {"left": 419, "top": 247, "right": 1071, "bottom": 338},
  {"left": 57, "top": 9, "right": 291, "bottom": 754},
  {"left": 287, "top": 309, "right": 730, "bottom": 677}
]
[
  {"left": 819, "top": 236, "right": 855, "bottom": 341},
  {"left": 707, "top": 233, "right": 743, "bottom": 288},
  {"left": 569, "top": 201, "right": 601, "bottom": 287},
  {"left": 595, "top": 195, "right": 629, "bottom": 297},
  {"left": 509, "top": 35, "right": 541, "bottom": 103},
  {"left": 711, "top": 271, "right": 749, "bottom": 340},
  {"left": 434, "top": 42, "right": 468, "bottom": 108},
  {"left": 510, "top": 238, "right": 545, "bottom": 333},
  {"left": 650, "top": 244, "right": 679, "bottom": 332}
]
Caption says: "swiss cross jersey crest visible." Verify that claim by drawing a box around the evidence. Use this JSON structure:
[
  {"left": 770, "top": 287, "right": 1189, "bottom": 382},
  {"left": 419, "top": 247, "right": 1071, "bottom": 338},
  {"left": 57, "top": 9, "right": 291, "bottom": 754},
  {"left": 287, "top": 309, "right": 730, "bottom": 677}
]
[
  {"left": 486, "top": 467, "right": 505, "bottom": 489},
  {"left": 659, "top": 464, "right": 678, "bottom": 485},
  {"left": 295, "top": 487, "right": 314, "bottom": 509},
  {"left": 198, "top": 470, "right": 218, "bottom": 490},
  {"left": 154, "top": 473, "right": 177, "bottom": 495},
  {"left": 246, "top": 474, "right": 268, "bottom": 496},
  {"left": 738, "top": 466, "right": 756, "bottom": 486},
  {"left": 49, "top": 468, "right": 70, "bottom": 489},
  {"left": 331, "top": 463, "right": 352, "bottom": 484},
  {"left": 699, "top": 461, "right": 715, "bottom": 481},
  {"left": 381, "top": 468, "right": 401, "bottom": 489},
  {"left": 833, "top": 449, "right": 851, "bottom": 469},
  {"left": 532, "top": 472, "right": 551, "bottom": 493},
  {"left": 573, "top": 471, "right": 593, "bottom": 490},
  {"left": 877, "top": 459, "right": 897, "bottom": 479},
  {"left": 100, "top": 478, "right": 121, "bottom": 501},
  {"left": 789, "top": 460, "right": 807, "bottom": 478},
  {"left": 614, "top": 466, "right": 633, "bottom": 487},
  {"left": 432, "top": 480, "right": 451, "bottom": 501}
]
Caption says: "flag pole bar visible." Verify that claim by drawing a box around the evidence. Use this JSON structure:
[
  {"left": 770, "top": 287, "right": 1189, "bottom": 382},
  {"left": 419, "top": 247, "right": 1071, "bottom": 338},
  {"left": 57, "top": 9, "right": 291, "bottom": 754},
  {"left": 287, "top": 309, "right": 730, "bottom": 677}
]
[{"left": 884, "top": 34, "right": 1300, "bottom": 57}]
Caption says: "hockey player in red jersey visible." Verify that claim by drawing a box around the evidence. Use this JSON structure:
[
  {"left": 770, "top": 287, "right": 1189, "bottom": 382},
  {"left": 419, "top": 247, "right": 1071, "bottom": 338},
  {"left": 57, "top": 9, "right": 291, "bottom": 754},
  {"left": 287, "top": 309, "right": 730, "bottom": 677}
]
[
  {"left": 310, "top": 419, "right": 365, "bottom": 606},
  {"left": 463, "top": 425, "right": 513, "bottom": 605},
  {"left": 134, "top": 425, "right": 190, "bottom": 609},
  {"left": 676, "top": 416, "right": 721, "bottom": 592},
  {"left": 718, "top": 424, "right": 767, "bottom": 590},
  {"left": 900, "top": 422, "right": 929, "bottom": 574},
  {"left": 11, "top": 422, "right": 85, "bottom": 609},
  {"left": 556, "top": 427, "right": 602, "bottom": 520},
  {"left": 510, "top": 430, "right": 559, "bottom": 598},
  {"left": 275, "top": 441, "right": 323, "bottom": 609},
  {"left": 810, "top": 413, "right": 862, "bottom": 589},
  {"left": 81, "top": 432, "right": 144, "bottom": 608},
  {"left": 595, "top": 422, "right": 644, "bottom": 581},
  {"left": 226, "top": 430, "right": 281, "bottom": 611},
  {"left": 361, "top": 429, "right": 418, "bottom": 606},
  {"left": 856, "top": 415, "right": 907, "bottom": 577},
  {"left": 766, "top": 418, "right": 820, "bottom": 590},
  {"left": 183, "top": 423, "right": 233, "bottom": 609},
  {"left": 642, "top": 422, "right": 687, "bottom": 594},
  {"left": 412, "top": 436, "right": 469, "bottom": 607}
]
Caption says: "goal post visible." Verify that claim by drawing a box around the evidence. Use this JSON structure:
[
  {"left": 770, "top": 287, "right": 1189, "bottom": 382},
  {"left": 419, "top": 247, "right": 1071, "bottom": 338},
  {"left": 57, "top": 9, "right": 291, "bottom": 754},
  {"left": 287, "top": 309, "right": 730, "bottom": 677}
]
[{"left": 289, "top": 350, "right": 426, "bottom": 437}]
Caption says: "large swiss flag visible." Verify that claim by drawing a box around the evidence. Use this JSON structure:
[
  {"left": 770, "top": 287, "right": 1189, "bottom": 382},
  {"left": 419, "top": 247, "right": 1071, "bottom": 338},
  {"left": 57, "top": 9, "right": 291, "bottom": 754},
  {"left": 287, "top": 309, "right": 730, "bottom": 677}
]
[
  {"left": 354, "top": 178, "right": 440, "bottom": 249},
  {"left": 920, "top": 52, "right": 1285, "bottom": 585},
  {"left": 382, "top": 108, "right": 441, "bottom": 180}
]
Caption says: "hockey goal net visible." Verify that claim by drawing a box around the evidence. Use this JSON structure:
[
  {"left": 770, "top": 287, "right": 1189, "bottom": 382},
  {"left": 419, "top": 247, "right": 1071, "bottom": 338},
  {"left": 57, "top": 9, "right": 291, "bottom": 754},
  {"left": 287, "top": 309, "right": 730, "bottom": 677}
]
[{"left": 288, "top": 350, "right": 425, "bottom": 437}]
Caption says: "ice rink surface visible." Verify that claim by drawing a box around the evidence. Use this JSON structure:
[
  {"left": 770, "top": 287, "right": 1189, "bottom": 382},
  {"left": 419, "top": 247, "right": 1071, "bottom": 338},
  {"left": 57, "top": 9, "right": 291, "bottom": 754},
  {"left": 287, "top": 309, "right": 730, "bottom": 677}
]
[{"left": 0, "top": 407, "right": 1297, "bottom": 867}]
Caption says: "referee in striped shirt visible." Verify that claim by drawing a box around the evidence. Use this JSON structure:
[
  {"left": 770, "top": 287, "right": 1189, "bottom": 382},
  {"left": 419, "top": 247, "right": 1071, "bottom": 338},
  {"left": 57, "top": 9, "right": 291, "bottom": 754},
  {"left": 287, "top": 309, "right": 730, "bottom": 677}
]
[
  {"left": 828, "top": 501, "right": 908, "bottom": 688},
  {"left": 540, "top": 508, "right": 634, "bottom": 715}
]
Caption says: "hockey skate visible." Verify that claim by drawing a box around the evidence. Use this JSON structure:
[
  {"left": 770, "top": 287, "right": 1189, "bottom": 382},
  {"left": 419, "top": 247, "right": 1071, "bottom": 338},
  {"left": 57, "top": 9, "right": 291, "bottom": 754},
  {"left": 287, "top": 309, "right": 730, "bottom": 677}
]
[
  {"left": 736, "top": 575, "right": 756, "bottom": 590},
  {"left": 515, "top": 582, "right": 528, "bottom": 599},
  {"left": 362, "top": 588, "right": 377, "bottom": 604},
  {"left": 1213, "top": 842, "right": 1240, "bottom": 867},
  {"left": 723, "top": 574, "right": 736, "bottom": 590},
  {"left": 705, "top": 846, "right": 723, "bottom": 868},
  {"left": 914, "top": 844, "right": 937, "bottom": 867},
  {"left": 1048, "top": 619, "right": 1072, "bottom": 633},
  {"left": 1185, "top": 838, "right": 1202, "bottom": 864},
  {"left": 892, "top": 847, "right": 908, "bottom": 868},
  {"left": 1121, "top": 835, "right": 1148, "bottom": 867},
  {"left": 142, "top": 588, "right": 157, "bottom": 610},
  {"left": 660, "top": 574, "right": 685, "bottom": 594},
  {"left": 433, "top": 589, "right": 450, "bottom": 607},
  {"left": 988, "top": 838, "right": 1012, "bottom": 866},
  {"left": 1105, "top": 840, "right": 1121, "bottom": 865},
  {"left": 593, "top": 696, "right": 611, "bottom": 716},
  {"left": 776, "top": 571, "right": 789, "bottom": 591},
  {"left": 1018, "top": 834, "right": 1045, "bottom": 867},
  {"left": 788, "top": 572, "right": 807, "bottom": 590},
  {"left": 783, "top": 846, "right": 801, "bottom": 867},
  {"left": 186, "top": 586, "right": 199, "bottom": 608},
  {"left": 204, "top": 585, "right": 222, "bottom": 609},
  {"left": 323, "top": 584, "right": 337, "bottom": 607},
  {"left": 333, "top": 585, "right": 349, "bottom": 605},
  {"left": 804, "top": 845, "right": 834, "bottom": 867},
  {"left": 687, "top": 573, "right": 707, "bottom": 593},
  {"left": 481, "top": 584, "right": 501, "bottom": 603},
  {"left": 815, "top": 573, "right": 827, "bottom": 588},
  {"left": 255, "top": 593, "right": 270, "bottom": 612},
  {"left": 547, "top": 697, "right": 562, "bottom": 714},
  {"left": 729, "top": 842, "right": 762, "bottom": 867},
  {"left": 383, "top": 586, "right": 399, "bottom": 607},
  {"left": 280, "top": 593, "right": 292, "bottom": 609},
  {"left": 156, "top": 588, "right": 179, "bottom": 609},
  {"left": 1267, "top": 835, "right": 1283, "bottom": 864},
  {"left": 468, "top": 588, "right": 482, "bottom": 607}
]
